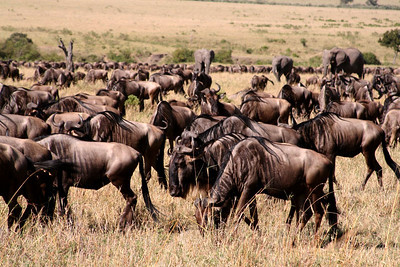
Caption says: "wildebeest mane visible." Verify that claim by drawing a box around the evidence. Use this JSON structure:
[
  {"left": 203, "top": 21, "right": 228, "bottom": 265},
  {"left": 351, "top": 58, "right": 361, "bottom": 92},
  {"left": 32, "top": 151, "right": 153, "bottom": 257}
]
[
  {"left": 34, "top": 96, "right": 99, "bottom": 115},
  {"left": 197, "top": 114, "right": 263, "bottom": 144},
  {"left": 185, "top": 114, "right": 221, "bottom": 131},
  {"left": 293, "top": 112, "right": 342, "bottom": 150},
  {"left": 212, "top": 136, "right": 282, "bottom": 195},
  {"left": 79, "top": 111, "right": 134, "bottom": 137},
  {"left": 239, "top": 95, "right": 268, "bottom": 109}
]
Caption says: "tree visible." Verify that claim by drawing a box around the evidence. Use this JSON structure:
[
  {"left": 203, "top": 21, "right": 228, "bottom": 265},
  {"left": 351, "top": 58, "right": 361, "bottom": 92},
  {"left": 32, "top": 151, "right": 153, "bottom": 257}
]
[
  {"left": 58, "top": 38, "right": 74, "bottom": 72},
  {"left": 378, "top": 29, "right": 400, "bottom": 64},
  {"left": 0, "top": 32, "right": 40, "bottom": 61}
]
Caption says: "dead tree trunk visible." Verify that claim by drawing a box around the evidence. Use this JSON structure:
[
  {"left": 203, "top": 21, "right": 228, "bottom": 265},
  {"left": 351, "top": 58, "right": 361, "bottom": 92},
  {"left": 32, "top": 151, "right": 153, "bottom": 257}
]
[{"left": 58, "top": 38, "right": 74, "bottom": 72}]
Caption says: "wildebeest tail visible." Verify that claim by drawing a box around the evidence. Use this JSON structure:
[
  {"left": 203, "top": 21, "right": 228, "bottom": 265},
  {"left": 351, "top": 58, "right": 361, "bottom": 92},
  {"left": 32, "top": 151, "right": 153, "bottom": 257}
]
[
  {"left": 381, "top": 133, "right": 400, "bottom": 180},
  {"left": 139, "top": 154, "right": 160, "bottom": 222}
]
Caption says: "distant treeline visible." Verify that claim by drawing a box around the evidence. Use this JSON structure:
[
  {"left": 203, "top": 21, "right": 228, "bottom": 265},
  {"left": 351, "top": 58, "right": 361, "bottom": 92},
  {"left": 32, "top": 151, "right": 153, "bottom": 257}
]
[{"left": 188, "top": 0, "right": 400, "bottom": 10}]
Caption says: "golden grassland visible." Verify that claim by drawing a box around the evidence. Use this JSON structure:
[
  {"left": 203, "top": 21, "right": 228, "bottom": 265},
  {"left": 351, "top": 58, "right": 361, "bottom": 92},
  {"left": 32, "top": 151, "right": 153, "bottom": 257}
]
[
  {"left": 1, "top": 0, "right": 400, "bottom": 65},
  {"left": 0, "top": 69, "right": 400, "bottom": 265},
  {"left": 1, "top": 0, "right": 400, "bottom": 265}
]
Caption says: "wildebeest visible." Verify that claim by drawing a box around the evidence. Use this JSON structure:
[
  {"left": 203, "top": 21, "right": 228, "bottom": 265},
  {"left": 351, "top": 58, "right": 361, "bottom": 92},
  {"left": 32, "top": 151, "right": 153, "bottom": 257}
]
[
  {"left": 0, "top": 83, "right": 19, "bottom": 109},
  {"left": 293, "top": 112, "right": 400, "bottom": 189},
  {"left": 240, "top": 92, "right": 292, "bottom": 125},
  {"left": 381, "top": 109, "right": 400, "bottom": 147},
  {"left": 149, "top": 72, "right": 184, "bottom": 95},
  {"left": 193, "top": 137, "right": 338, "bottom": 236},
  {"left": 0, "top": 136, "right": 52, "bottom": 162},
  {"left": 305, "top": 75, "right": 321, "bottom": 87},
  {"left": 85, "top": 69, "right": 108, "bottom": 83},
  {"left": 0, "top": 114, "right": 50, "bottom": 139},
  {"left": 96, "top": 88, "right": 126, "bottom": 116},
  {"left": 68, "top": 111, "right": 167, "bottom": 189},
  {"left": 250, "top": 75, "right": 274, "bottom": 90},
  {"left": 46, "top": 112, "right": 90, "bottom": 134},
  {"left": 277, "top": 84, "right": 313, "bottom": 119},
  {"left": 30, "top": 84, "right": 59, "bottom": 100},
  {"left": 180, "top": 114, "right": 301, "bottom": 148},
  {"left": 187, "top": 72, "right": 212, "bottom": 97},
  {"left": 74, "top": 93, "right": 120, "bottom": 112},
  {"left": 150, "top": 101, "right": 195, "bottom": 152},
  {"left": 31, "top": 97, "right": 121, "bottom": 119},
  {"left": 169, "top": 133, "right": 261, "bottom": 228},
  {"left": 198, "top": 84, "right": 241, "bottom": 117},
  {"left": 36, "top": 134, "right": 158, "bottom": 226},
  {"left": 108, "top": 78, "right": 145, "bottom": 111},
  {"left": 40, "top": 68, "right": 73, "bottom": 88},
  {"left": 0, "top": 143, "right": 62, "bottom": 229},
  {"left": 137, "top": 81, "right": 163, "bottom": 106},
  {"left": 2, "top": 88, "right": 55, "bottom": 115},
  {"left": 184, "top": 114, "right": 226, "bottom": 134}
]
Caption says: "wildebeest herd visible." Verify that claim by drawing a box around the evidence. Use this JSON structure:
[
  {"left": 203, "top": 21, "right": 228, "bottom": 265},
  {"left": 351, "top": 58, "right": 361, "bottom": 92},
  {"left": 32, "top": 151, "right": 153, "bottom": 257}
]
[{"left": 1, "top": 48, "right": 400, "bottom": 244}]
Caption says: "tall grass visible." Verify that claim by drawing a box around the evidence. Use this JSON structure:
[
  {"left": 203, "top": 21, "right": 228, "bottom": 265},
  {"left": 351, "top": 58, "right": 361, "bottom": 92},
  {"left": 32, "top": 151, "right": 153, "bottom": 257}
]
[{"left": 0, "top": 69, "right": 399, "bottom": 265}]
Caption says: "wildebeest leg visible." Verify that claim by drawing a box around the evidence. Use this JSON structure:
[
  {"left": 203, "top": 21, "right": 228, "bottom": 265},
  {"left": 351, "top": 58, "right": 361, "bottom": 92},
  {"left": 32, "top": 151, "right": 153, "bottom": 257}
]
[
  {"left": 115, "top": 179, "right": 138, "bottom": 228},
  {"left": 17, "top": 204, "right": 34, "bottom": 230},
  {"left": 233, "top": 188, "right": 258, "bottom": 227},
  {"left": 247, "top": 200, "right": 259, "bottom": 230},
  {"left": 362, "top": 151, "right": 383, "bottom": 190},
  {"left": 310, "top": 186, "right": 325, "bottom": 234},
  {"left": 285, "top": 202, "right": 296, "bottom": 228}
]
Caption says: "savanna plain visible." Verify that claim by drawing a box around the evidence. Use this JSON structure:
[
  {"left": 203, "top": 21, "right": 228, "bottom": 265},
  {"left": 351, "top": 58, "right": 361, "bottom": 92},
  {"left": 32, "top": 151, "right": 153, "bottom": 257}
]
[{"left": 1, "top": 0, "right": 400, "bottom": 266}]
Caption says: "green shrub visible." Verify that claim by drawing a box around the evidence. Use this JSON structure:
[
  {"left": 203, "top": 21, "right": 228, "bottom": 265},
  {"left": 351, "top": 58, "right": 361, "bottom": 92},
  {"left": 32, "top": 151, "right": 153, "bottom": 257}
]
[
  {"left": 215, "top": 49, "right": 233, "bottom": 64},
  {"left": 0, "top": 32, "right": 41, "bottom": 60},
  {"left": 125, "top": 95, "right": 140, "bottom": 107},
  {"left": 363, "top": 52, "right": 381, "bottom": 65},
  {"left": 171, "top": 48, "right": 194, "bottom": 63}
]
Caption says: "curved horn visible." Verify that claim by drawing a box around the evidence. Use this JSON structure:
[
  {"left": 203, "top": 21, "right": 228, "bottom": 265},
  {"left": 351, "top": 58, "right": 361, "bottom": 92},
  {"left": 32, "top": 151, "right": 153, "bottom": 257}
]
[
  {"left": 176, "top": 145, "right": 193, "bottom": 154},
  {"left": 175, "top": 136, "right": 182, "bottom": 145},
  {"left": 215, "top": 83, "right": 221, "bottom": 93},
  {"left": 158, "top": 119, "right": 168, "bottom": 130},
  {"left": 50, "top": 114, "right": 64, "bottom": 128}
]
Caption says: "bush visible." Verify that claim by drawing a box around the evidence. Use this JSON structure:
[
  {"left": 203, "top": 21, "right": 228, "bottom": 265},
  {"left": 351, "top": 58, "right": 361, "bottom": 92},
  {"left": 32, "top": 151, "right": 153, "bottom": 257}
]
[
  {"left": 0, "top": 32, "right": 41, "bottom": 60},
  {"left": 363, "top": 52, "right": 381, "bottom": 65},
  {"left": 171, "top": 48, "right": 194, "bottom": 63},
  {"left": 215, "top": 49, "right": 233, "bottom": 64},
  {"left": 124, "top": 95, "right": 140, "bottom": 108}
]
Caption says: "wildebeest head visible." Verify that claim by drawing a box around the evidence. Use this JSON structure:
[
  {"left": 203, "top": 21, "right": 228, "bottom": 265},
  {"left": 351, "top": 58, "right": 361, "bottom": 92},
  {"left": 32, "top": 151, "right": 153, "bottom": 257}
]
[
  {"left": 199, "top": 84, "right": 222, "bottom": 116},
  {"left": 168, "top": 142, "right": 207, "bottom": 198}
]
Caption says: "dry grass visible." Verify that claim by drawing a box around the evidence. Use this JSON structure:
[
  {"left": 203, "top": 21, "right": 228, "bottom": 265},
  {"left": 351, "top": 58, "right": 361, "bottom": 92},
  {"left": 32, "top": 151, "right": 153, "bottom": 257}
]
[
  {"left": 1, "top": 0, "right": 400, "bottom": 265},
  {"left": 0, "top": 70, "right": 400, "bottom": 266}
]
